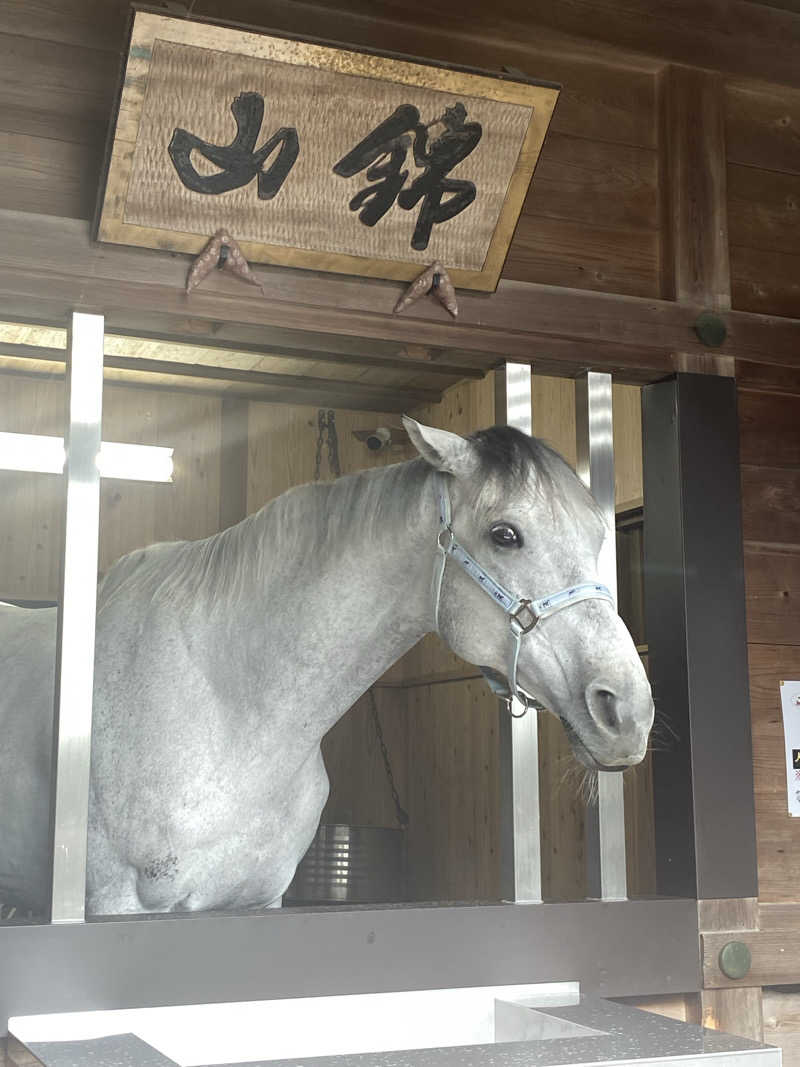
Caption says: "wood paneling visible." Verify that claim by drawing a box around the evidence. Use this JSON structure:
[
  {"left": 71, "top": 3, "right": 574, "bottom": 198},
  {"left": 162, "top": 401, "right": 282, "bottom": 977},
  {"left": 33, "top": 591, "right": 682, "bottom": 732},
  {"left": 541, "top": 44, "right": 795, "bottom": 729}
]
[
  {"left": 223, "top": 0, "right": 800, "bottom": 90},
  {"left": 503, "top": 214, "right": 659, "bottom": 298},
  {"left": 660, "top": 67, "right": 731, "bottom": 312},
  {"left": 731, "top": 245, "right": 800, "bottom": 319},
  {"left": 744, "top": 547, "right": 800, "bottom": 645},
  {"left": 742, "top": 467, "right": 800, "bottom": 546},
  {"left": 0, "top": 375, "right": 64, "bottom": 602},
  {"left": 748, "top": 643, "right": 800, "bottom": 903},
  {"left": 524, "top": 134, "right": 658, "bottom": 231},
  {"left": 699, "top": 988, "right": 764, "bottom": 1041},
  {"left": 0, "top": 376, "right": 223, "bottom": 601},
  {"left": 727, "top": 81, "right": 800, "bottom": 176},
  {"left": 738, "top": 361, "right": 800, "bottom": 397},
  {"left": 763, "top": 988, "right": 800, "bottom": 1066},
  {"left": 0, "top": 32, "right": 118, "bottom": 126},
  {"left": 201, "top": 0, "right": 660, "bottom": 148},
  {"left": 739, "top": 392, "right": 800, "bottom": 469},
  {"left": 0, "top": 0, "right": 129, "bottom": 51},
  {"left": 0, "top": 132, "right": 102, "bottom": 221},
  {"left": 729, "top": 165, "right": 800, "bottom": 259},
  {"left": 726, "top": 80, "right": 800, "bottom": 320}
]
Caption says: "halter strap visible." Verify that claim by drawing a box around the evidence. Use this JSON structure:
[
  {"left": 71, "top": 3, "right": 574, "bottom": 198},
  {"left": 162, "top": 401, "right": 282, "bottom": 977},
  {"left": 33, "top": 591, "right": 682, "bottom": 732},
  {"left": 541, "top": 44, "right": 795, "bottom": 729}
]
[{"left": 433, "top": 473, "right": 615, "bottom": 715}]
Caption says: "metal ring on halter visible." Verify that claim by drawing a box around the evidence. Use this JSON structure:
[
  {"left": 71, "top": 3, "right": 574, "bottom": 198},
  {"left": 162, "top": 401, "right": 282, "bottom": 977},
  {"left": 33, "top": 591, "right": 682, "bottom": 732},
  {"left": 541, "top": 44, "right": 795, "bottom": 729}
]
[
  {"left": 509, "top": 599, "right": 539, "bottom": 635},
  {"left": 437, "top": 526, "right": 455, "bottom": 554}
]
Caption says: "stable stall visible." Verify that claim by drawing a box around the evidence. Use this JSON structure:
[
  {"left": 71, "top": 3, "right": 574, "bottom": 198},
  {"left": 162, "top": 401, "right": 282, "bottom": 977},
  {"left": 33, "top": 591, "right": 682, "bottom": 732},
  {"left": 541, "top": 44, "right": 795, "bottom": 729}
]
[{"left": 1, "top": 0, "right": 800, "bottom": 1063}]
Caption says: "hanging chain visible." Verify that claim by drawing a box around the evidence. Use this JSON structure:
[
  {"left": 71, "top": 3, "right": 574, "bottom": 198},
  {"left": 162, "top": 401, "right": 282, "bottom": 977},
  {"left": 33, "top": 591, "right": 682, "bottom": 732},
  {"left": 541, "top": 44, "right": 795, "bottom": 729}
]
[
  {"left": 314, "top": 409, "right": 341, "bottom": 481},
  {"left": 368, "top": 688, "right": 409, "bottom": 830},
  {"left": 312, "top": 409, "right": 409, "bottom": 830}
]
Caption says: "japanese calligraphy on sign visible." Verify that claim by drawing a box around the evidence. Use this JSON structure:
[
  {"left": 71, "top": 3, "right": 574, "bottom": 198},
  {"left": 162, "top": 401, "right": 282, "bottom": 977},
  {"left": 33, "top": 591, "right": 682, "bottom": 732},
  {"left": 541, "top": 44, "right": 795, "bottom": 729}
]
[{"left": 96, "top": 12, "right": 559, "bottom": 291}]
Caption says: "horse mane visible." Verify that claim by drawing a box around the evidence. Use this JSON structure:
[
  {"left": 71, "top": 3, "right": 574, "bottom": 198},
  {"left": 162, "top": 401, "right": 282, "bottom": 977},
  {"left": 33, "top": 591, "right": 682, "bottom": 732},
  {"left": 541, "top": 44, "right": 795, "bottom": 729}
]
[
  {"left": 97, "top": 426, "right": 597, "bottom": 617},
  {"left": 97, "top": 457, "right": 431, "bottom": 616}
]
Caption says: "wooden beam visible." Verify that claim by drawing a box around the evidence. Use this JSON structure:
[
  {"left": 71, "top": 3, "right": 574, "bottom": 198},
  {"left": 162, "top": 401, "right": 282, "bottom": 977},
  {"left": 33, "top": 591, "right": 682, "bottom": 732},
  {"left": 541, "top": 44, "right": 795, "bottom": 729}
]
[
  {"left": 0, "top": 342, "right": 441, "bottom": 408},
  {"left": 0, "top": 211, "right": 798, "bottom": 375},
  {"left": 102, "top": 330, "right": 487, "bottom": 381},
  {"left": 659, "top": 66, "right": 733, "bottom": 375},
  {"left": 698, "top": 898, "right": 762, "bottom": 1042},
  {"left": 199, "top": 0, "right": 800, "bottom": 91}
]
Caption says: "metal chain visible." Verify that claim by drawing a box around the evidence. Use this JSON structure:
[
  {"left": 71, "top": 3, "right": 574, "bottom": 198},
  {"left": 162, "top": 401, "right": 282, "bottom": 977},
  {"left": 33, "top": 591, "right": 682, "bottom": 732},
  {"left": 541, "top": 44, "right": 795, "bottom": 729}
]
[
  {"left": 367, "top": 688, "right": 409, "bottom": 830},
  {"left": 314, "top": 409, "right": 341, "bottom": 481},
  {"left": 326, "top": 410, "right": 342, "bottom": 478},
  {"left": 312, "top": 410, "right": 408, "bottom": 829}
]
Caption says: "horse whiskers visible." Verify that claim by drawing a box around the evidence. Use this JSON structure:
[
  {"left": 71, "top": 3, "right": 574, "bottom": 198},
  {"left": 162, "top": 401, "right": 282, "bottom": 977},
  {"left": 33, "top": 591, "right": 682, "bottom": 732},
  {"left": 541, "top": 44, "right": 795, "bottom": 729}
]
[{"left": 578, "top": 769, "right": 599, "bottom": 806}]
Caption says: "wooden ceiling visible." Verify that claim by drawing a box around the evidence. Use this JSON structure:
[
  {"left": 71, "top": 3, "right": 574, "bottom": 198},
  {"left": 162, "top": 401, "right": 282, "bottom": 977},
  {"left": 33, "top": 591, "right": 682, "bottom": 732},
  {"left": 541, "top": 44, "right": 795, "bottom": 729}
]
[{"left": 0, "top": 319, "right": 496, "bottom": 413}]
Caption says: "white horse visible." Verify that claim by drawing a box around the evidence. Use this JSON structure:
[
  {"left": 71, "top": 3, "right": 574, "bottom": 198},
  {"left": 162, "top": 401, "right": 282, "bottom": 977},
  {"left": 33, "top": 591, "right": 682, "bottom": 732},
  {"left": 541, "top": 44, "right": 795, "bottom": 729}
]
[{"left": 0, "top": 419, "right": 653, "bottom": 916}]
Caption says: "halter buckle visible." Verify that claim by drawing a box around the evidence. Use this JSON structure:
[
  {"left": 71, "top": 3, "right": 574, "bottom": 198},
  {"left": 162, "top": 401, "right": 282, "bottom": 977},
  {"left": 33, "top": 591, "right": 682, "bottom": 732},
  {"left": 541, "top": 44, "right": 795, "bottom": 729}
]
[{"left": 509, "top": 599, "right": 538, "bottom": 635}]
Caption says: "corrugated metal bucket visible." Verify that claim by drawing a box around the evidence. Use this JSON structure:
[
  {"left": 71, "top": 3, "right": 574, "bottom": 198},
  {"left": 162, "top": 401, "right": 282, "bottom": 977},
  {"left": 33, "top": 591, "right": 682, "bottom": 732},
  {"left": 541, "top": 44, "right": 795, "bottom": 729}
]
[{"left": 285, "top": 824, "right": 407, "bottom": 904}]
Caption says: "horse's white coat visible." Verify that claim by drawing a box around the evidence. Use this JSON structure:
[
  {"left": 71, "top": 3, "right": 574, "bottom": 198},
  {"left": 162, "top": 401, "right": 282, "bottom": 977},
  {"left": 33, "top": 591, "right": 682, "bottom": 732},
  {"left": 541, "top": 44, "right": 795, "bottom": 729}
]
[{"left": 0, "top": 420, "right": 653, "bottom": 916}]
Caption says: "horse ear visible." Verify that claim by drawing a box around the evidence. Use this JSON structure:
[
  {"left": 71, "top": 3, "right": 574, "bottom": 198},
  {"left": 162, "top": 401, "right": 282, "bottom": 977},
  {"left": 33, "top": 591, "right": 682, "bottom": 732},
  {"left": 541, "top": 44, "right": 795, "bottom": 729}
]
[{"left": 402, "top": 416, "right": 476, "bottom": 476}]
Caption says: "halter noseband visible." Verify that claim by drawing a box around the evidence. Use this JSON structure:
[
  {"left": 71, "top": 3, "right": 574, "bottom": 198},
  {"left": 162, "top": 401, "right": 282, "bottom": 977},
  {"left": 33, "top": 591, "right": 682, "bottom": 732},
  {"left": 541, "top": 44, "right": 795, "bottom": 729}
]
[{"left": 432, "top": 473, "right": 615, "bottom": 717}]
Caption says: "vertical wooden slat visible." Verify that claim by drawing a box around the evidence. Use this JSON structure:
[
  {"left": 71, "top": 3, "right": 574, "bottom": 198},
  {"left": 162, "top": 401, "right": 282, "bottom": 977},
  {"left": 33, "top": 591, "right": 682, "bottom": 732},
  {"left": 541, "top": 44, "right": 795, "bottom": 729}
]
[
  {"left": 219, "top": 395, "right": 249, "bottom": 530},
  {"left": 659, "top": 65, "right": 734, "bottom": 375}
]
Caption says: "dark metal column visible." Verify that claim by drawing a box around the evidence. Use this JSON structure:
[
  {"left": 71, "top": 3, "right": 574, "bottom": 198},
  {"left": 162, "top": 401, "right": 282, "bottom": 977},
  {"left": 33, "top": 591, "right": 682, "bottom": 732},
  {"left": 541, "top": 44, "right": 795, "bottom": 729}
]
[{"left": 642, "top": 373, "right": 757, "bottom": 900}]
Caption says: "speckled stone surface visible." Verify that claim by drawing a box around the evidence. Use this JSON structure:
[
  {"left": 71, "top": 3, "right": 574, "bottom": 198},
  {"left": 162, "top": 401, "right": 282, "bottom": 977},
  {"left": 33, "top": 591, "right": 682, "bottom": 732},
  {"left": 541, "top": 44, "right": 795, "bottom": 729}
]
[
  {"left": 19, "top": 996, "right": 779, "bottom": 1067},
  {"left": 26, "top": 1034, "right": 178, "bottom": 1067},
  {"left": 200, "top": 998, "right": 776, "bottom": 1067}
]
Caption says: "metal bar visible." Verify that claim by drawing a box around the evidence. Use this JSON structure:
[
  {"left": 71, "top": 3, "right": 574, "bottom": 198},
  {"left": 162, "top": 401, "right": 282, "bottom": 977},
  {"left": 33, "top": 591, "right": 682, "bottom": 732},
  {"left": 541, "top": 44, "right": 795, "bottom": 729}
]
[
  {"left": 495, "top": 363, "right": 542, "bottom": 904},
  {"left": 642, "top": 375, "right": 757, "bottom": 899},
  {"left": 48, "top": 312, "right": 104, "bottom": 924},
  {"left": 575, "top": 371, "right": 628, "bottom": 902},
  {"left": 0, "top": 898, "right": 700, "bottom": 1032}
]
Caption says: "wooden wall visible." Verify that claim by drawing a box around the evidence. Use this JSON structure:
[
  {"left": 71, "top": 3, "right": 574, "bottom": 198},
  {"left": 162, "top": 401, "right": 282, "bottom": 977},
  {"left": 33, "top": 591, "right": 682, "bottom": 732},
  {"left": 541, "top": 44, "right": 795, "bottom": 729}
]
[
  {"left": 0, "top": 376, "right": 223, "bottom": 601},
  {"left": 727, "top": 79, "right": 800, "bottom": 906},
  {"left": 0, "top": 0, "right": 661, "bottom": 301}
]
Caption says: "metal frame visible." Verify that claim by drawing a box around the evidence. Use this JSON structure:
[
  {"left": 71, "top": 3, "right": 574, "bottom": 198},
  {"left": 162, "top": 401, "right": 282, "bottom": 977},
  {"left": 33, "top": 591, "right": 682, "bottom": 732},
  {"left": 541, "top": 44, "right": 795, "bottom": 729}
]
[
  {"left": 0, "top": 357, "right": 760, "bottom": 1034},
  {"left": 495, "top": 363, "right": 542, "bottom": 904},
  {"left": 48, "top": 312, "right": 105, "bottom": 924},
  {"left": 0, "top": 900, "right": 700, "bottom": 1031},
  {"left": 576, "top": 372, "right": 628, "bottom": 902}
]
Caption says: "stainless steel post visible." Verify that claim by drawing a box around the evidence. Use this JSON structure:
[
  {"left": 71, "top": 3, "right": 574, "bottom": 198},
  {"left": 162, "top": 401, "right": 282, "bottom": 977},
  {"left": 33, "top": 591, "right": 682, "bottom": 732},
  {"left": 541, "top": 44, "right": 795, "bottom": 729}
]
[
  {"left": 48, "top": 312, "right": 104, "bottom": 923},
  {"left": 575, "top": 371, "right": 627, "bottom": 901},
  {"left": 495, "top": 363, "right": 542, "bottom": 904}
]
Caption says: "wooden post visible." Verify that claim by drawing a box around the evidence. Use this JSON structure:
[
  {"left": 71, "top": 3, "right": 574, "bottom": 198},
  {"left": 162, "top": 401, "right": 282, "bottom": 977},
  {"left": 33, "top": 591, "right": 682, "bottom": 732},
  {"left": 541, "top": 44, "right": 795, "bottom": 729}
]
[
  {"left": 696, "top": 899, "right": 763, "bottom": 1042},
  {"left": 659, "top": 65, "right": 735, "bottom": 376}
]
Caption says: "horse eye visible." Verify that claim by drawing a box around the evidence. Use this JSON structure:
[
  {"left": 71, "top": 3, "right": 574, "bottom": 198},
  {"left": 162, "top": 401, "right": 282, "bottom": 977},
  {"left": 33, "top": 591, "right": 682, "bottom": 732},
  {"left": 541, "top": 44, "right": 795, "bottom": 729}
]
[{"left": 490, "top": 522, "right": 522, "bottom": 548}]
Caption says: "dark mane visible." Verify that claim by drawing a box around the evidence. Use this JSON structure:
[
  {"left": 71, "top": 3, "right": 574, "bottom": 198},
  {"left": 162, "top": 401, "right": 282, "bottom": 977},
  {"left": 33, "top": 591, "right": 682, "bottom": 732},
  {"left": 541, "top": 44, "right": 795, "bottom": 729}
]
[
  {"left": 466, "top": 425, "right": 605, "bottom": 525},
  {"left": 468, "top": 425, "right": 567, "bottom": 489}
]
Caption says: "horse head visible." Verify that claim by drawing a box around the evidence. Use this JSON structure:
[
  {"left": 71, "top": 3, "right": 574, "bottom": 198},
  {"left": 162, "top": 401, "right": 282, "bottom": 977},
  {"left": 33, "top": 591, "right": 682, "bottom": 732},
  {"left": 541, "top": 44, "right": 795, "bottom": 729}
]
[{"left": 404, "top": 417, "right": 654, "bottom": 772}]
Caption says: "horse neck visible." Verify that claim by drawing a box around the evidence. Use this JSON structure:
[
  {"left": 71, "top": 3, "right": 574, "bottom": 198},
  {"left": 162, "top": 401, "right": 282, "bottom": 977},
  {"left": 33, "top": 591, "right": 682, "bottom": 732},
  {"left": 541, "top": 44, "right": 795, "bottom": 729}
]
[{"left": 233, "top": 458, "right": 439, "bottom": 738}]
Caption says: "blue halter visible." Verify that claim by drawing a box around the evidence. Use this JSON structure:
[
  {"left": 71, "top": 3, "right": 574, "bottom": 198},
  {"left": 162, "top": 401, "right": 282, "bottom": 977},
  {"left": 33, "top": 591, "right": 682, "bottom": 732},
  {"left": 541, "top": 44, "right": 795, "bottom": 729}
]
[{"left": 432, "top": 473, "right": 615, "bottom": 717}]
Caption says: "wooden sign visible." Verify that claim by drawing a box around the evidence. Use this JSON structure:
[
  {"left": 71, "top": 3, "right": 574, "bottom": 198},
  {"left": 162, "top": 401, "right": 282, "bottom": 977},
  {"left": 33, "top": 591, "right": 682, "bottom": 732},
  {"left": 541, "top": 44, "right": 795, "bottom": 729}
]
[{"left": 96, "top": 12, "right": 560, "bottom": 292}]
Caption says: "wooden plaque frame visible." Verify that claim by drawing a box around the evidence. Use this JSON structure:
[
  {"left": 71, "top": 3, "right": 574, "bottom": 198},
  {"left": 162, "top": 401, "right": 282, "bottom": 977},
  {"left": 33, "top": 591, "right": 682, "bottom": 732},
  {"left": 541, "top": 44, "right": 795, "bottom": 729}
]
[{"left": 95, "top": 11, "right": 559, "bottom": 292}]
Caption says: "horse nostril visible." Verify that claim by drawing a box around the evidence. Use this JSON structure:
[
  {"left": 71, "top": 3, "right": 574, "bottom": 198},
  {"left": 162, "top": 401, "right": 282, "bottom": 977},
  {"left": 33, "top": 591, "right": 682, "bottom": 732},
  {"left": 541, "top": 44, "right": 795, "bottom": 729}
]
[{"left": 587, "top": 684, "right": 620, "bottom": 731}]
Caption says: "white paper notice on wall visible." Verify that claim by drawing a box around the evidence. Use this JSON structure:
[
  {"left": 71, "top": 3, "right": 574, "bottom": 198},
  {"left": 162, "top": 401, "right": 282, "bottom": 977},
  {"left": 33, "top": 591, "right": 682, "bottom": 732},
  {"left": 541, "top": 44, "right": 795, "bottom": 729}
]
[{"left": 781, "top": 680, "right": 800, "bottom": 817}]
